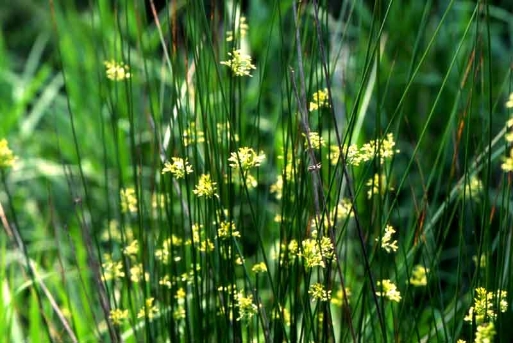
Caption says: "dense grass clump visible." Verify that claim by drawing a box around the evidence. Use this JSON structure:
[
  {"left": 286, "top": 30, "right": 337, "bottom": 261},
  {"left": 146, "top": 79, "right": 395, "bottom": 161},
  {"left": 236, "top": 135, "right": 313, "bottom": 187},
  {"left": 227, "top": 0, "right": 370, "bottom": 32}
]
[{"left": 1, "top": 0, "right": 513, "bottom": 342}]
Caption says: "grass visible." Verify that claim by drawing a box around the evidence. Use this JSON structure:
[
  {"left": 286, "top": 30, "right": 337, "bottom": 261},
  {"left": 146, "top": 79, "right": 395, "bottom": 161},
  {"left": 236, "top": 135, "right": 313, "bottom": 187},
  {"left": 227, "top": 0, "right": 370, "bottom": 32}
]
[{"left": 0, "top": 0, "right": 513, "bottom": 342}]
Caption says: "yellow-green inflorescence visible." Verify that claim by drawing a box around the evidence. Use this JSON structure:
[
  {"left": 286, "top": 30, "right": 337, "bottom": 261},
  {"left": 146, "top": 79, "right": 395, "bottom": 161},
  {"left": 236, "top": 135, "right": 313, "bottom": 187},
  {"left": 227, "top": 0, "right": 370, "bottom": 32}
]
[
  {"left": 221, "top": 49, "right": 256, "bottom": 77},
  {"left": 0, "top": 139, "right": 17, "bottom": 169},
  {"left": 409, "top": 265, "right": 429, "bottom": 287},
  {"left": 162, "top": 157, "right": 193, "bottom": 179},
  {"left": 309, "top": 88, "right": 330, "bottom": 112},
  {"left": 104, "top": 60, "right": 131, "bottom": 81},
  {"left": 308, "top": 283, "right": 331, "bottom": 302},
  {"left": 376, "top": 279, "right": 401, "bottom": 302},
  {"left": 502, "top": 92, "right": 513, "bottom": 172},
  {"left": 193, "top": 174, "right": 218, "bottom": 198},
  {"left": 464, "top": 287, "right": 508, "bottom": 343}
]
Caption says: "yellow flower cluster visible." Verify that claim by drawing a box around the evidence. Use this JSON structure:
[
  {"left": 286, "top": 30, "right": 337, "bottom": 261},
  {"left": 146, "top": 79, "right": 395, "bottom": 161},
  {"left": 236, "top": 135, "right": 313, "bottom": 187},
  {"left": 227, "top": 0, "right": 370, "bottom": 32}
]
[
  {"left": 101, "top": 254, "right": 125, "bottom": 281},
  {"left": 502, "top": 93, "right": 513, "bottom": 172},
  {"left": 464, "top": 287, "right": 507, "bottom": 325},
  {"left": 162, "top": 157, "right": 193, "bottom": 179},
  {"left": 217, "top": 220, "right": 240, "bottom": 239},
  {"left": 104, "top": 60, "right": 131, "bottom": 81},
  {"left": 303, "top": 132, "right": 325, "bottom": 150},
  {"left": 129, "top": 263, "right": 149, "bottom": 283},
  {"left": 221, "top": 49, "right": 256, "bottom": 77},
  {"left": 377, "top": 225, "right": 398, "bottom": 253},
  {"left": 235, "top": 291, "right": 258, "bottom": 321},
  {"left": 193, "top": 174, "right": 218, "bottom": 198},
  {"left": 376, "top": 279, "right": 401, "bottom": 302},
  {"left": 409, "top": 265, "right": 428, "bottom": 287},
  {"left": 0, "top": 139, "right": 16, "bottom": 168},
  {"left": 109, "top": 308, "right": 129, "bottom": 325},
  {"left": 308, "top": 283, "right": 331, "bottom": 301},
  {"left": 366, "top": 173, "right": 393, "bottom": 199},
  {"left": 182, "top": 122, "right": 205, "bottom": 147},
  {"left": 226, "top": 16, "right": 248, "bottom": 42},
  {"left": 228, "top": 147, "right": 265, "bottom": 170},
  {"left": 298, "top": 237, "right": 335, "bottom": 269},
  {"left": 323, "top": 198, "right": 354, "bottom": 230},
  {"left": 309, "top": 88, "right": 330, "bottom": 111},
  {"left": 137, "top": 297, "right": 159, "bottom": 320},
  {"left": 120, "top": 188, "right": 137, "bottom": 213},
  {"left": 331, "top": 287, "right": 351, "bottom": 307},
  {"left": 329, "top": 133, "right": 399, "bottom": 166},
  {"left": 475, "top": 322, "right": 495, "bottom": 343},
  {"left": 251, "top": 262, "right": 267, "bottom": 273},
  {"left": 463, "top": 175, "right": 483, "bottom": 198}
]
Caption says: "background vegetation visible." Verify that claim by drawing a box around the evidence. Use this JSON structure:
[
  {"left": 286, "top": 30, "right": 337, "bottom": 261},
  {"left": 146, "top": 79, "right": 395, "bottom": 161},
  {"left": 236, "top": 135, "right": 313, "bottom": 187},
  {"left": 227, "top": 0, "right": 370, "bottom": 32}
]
[{"left": 1, "top": 0, "right": 512, "bottom": 342}]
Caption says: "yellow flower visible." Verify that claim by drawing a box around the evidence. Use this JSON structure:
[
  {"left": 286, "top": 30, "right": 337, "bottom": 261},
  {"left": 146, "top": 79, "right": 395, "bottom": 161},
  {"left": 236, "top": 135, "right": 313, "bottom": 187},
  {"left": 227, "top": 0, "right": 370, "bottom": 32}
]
[
  {"left": 506, "top": 92, "right": 513, "bottom": 108},
  {"left": 162, "top": 157, "right": 193, "bottom": 179},
  {"left": 308, "top": 283, "right": 331, "bottom": 301},
  {"left": 226, "top": 16, "right": 248, "bottom": 42},
  {"left": 109, "top": 308, "right": 129, "bottom": 325},
  {"left": 137, "top": 298, "right": 159, "bottom": 320},
  {"left": 464, "top": 287, "right": 508, "bottom": 324},
  {"left": 218, "top": 221, "right": 240, "bottom": 239},
  {"left": 228, "top": 147, "right": 265, "bottom": 170},
  {"left": 104, "top": 60, "right": 131, "bottom": 81},
  {"left": 475, "top": 322, "right": 496, "bottom": 343},
  {"left": 366, "top": 173, "right": 392, "bottom": 199},
  {"left": 129, "top": 263, "right": 149, "bottom": 283},
  {"left": 193, "top": 174, "right": 218, "bottom": 198},
  {"left": 331, "top": 287, "right": 351, "bottom": 306},
  {"left": 120, "top": 188, "right": 137, "bottom": 213},
  {"left": 309, "top": 88, "right": 330, "bottom": 111},
  {"left": 376, "top": 279, "right": 401, "bottom": 302},
  {"left": 221, "top": 49, "right": 256, "bottom": 77},
  {"left": 303, "top": 132, "right": 325, "bottom": 150},
  {"left": 175, "top": 287, "right": 186, "bottom": 300},
  {"left": 123, "top": 240, "right": 139, "bottom": 256},
  {"left": 377, "top": 225, "right": 398, "bottom": 253},
  {"left": 502, "top": 148, "right": 513, "bottom": 172},
  {"left": 251, "top": 262, "right": 267, "bottom": 273},
  {"left": 101, "top": 255, "right": 125, "bottom": 281},
  {"left": 0, "top": 139, "right": 17, "bottom": 168},
  {"left": 409, "top": 265, "right": 429, "bottom": 286},
  {"left": 182, "top": 122, "right": 205, "bottom": 147},
  {"left": 235, "top": 291, "right": 258, "bottom": 321}
]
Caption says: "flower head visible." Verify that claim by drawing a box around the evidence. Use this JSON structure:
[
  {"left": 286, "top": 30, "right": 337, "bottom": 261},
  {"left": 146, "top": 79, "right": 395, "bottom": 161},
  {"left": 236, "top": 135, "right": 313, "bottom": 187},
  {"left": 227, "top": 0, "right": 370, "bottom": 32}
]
[
  {"left": 308, "top": 283, "right": 331, "bottom": 301},
  {"left": 120, "top": 188, "right": 137, "bottom": 213},
  {"left": 376, "top": 279, "right": 401, "bottom": 302},
  {"left": 464, "top": 287, "right": 508, "bottom": 324},
  {"left": 377, "top": 225, "right": 398, "bottom": 253},
  {"left": 162, "top": 157, "right": 193, "bottom": 179},
  {"left": 506, "top": 92, "right": 513, "bottom": 108},
  {"left": 193, "top": 174, "right": 218, "bottom": 198},
  {"left": 502, "top": 148, "right": 513, "bottom": 172},
  {"left": 303, "top": 132, "right": 325, "bottom": 150},
  {"left": 217, "top": 221, "right": 240, "bottom": 239},
  {"left": 309, "top": 88, "right": 330, "bottom": 111},
  {"left": 0, "top": 139, "right": 16, "bottom": 168},
  {"left": 235, "top": 291, "right": 258, "bottom": 321},
  {"left": 109, "top": 308, "right": 129, "bottom": 325},
  {"left": 104, "top": 60, "right": 131, "bottom": 81},
  {"left": 475, "top": 322, "right": 496, "bottom": 343},
  {"left": 221, "top": 49, "right": 256, "bottom": 77},
  {"left": 226, "top": 16, "right": 248, "bottom": 42},
  {"left": 252, "top": 262, "right": 267, "bottom": 273},
  {"left": 409, "top": 265, "right": 429, "bottom": 286},
  {"left": 228, "top": 147, "right": 265, "bottom": 170},
  {"left": 137, "top": 297, "right": 159, "bottom": 320},
  {"left": 366, "top": 173, "right": 393, "bottom": 199}
]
